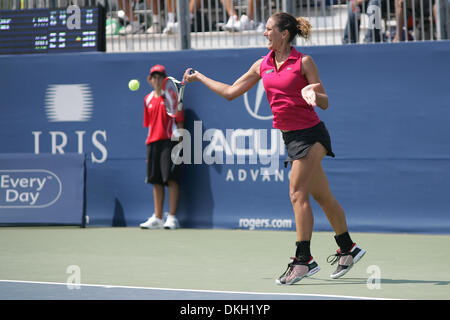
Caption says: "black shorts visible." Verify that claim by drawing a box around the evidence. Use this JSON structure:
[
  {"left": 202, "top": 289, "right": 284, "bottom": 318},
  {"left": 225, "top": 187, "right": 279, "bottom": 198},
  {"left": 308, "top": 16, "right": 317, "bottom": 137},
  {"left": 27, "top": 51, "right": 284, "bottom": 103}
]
[
  {"left": 282, "top": 121, "right": 335, "bottom": 167},
  {"left": 146, "top": 139, "right": 180, "bottom": 185}
]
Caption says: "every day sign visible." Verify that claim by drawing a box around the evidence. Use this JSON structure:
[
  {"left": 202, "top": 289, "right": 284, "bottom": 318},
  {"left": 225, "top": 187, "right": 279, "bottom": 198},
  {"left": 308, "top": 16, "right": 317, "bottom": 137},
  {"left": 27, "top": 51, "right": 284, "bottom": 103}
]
[
  {"left": 0, "top": 170, "right": 61, "bottom": 207},
  {"left": 0, "top": 153, "right": 85, "bottom": 226}
]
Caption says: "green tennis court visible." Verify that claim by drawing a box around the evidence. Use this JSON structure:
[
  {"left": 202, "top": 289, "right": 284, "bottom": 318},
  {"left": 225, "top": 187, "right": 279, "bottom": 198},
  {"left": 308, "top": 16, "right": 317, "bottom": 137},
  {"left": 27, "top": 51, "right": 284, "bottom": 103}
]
[{"left": 1, "top": 227, "right": 449, "bottom": 300}]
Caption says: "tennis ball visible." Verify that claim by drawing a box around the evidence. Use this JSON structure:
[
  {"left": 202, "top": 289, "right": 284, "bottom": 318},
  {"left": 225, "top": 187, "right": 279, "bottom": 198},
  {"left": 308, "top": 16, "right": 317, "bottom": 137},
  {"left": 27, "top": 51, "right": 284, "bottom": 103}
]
[{"left": 128, "top": 79, "right": 140, "bottom": 91}]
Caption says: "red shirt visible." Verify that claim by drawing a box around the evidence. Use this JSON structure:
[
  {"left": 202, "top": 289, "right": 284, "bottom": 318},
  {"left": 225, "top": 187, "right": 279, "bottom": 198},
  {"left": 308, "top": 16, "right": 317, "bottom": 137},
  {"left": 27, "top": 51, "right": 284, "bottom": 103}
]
[
  {"left": 260, "top": 46, "right": 320, "bottom": 131},
  {"left": 143, "top": 91, "right": 184, "bottom": 144}
]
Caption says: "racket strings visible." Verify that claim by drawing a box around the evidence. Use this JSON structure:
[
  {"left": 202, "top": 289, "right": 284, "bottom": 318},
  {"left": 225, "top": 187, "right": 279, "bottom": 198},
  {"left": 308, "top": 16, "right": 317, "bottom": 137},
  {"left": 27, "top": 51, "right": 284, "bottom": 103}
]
[{"left": 163, "top": 81, "right": 179, "bottom": 116}]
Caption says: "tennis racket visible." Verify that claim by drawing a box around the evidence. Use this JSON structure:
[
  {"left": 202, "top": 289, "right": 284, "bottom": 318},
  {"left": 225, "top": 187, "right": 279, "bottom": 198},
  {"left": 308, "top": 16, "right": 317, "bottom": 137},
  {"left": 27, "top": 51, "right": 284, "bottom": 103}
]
[{"left": 161, "top": 69, "right": 194, "bottom": 117}]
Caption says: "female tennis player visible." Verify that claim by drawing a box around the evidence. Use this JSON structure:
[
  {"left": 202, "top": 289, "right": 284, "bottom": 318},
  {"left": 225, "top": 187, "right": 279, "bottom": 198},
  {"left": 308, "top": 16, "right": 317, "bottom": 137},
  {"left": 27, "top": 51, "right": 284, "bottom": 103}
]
[{"left": 183, "top": 12, "right": 366, "bottom": 285}]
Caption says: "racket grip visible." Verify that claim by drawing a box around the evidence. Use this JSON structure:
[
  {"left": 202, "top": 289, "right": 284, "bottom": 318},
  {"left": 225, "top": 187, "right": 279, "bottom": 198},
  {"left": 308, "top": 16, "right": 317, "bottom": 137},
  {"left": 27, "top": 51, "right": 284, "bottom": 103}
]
[
  {"left": 178, "top": 102, "right": 183, "bottom": 112},
  {"left": 181, "top": 69, "right": 195, "bottom": 85}
]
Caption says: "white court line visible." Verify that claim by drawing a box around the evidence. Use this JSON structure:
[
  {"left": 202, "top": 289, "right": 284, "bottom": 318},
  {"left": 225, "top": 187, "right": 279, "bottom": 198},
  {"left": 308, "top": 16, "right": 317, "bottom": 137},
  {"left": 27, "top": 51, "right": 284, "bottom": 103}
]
[{"left": 0, "top": 279, "right": 394, "bottom": 300}]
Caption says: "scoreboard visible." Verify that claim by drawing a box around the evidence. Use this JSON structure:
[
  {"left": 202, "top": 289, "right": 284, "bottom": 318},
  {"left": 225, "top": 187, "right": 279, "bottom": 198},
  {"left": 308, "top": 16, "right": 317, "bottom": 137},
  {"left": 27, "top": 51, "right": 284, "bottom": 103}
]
[{"left": 0, "top": 6, "right": 105, "bottom": 54}]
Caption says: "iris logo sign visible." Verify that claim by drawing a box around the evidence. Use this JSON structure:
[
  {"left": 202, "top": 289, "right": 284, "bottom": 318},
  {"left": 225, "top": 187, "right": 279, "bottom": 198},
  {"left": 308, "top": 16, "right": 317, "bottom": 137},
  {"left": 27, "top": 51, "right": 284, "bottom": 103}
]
[
  {"left": 34, "top": 84, "right": 108, "bottom": 164},
  {"left": 45, "top": 84, "right": 93, "bottom": 122},
  {"left": 0, "top": 170, "right": 62, "bottom": 208}
]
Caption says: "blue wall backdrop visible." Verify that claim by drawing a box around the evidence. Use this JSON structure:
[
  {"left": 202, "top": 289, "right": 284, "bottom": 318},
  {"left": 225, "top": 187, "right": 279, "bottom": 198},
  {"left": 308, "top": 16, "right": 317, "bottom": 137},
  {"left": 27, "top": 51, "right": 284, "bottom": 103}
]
[{"left": 1, "top": 41, "right": 449, "bottom": 233}]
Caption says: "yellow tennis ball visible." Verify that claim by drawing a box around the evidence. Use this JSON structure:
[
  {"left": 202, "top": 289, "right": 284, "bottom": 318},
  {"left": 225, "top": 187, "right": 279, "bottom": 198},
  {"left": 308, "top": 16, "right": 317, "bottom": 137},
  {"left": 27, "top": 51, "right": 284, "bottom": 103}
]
[{"left": 128, "top": 79, "right": 140, "bottom": 91}]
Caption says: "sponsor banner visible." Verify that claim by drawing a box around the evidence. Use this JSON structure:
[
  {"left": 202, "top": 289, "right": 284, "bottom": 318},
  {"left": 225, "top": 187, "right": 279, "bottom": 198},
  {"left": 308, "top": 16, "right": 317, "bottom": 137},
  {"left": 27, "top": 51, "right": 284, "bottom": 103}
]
[
  {"left": 238, "top": 217, "right": 293, "bottom": 230},
  {"left": 0, "top": 153, "right": 85, "bottom": 225},
  {"left": 0, "top": 169, "right": 61, "bottom": 208}
]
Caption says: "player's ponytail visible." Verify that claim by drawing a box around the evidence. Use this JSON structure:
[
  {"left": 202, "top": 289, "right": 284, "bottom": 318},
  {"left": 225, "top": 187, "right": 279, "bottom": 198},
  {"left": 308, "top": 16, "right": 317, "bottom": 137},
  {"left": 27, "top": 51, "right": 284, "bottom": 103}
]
[{"left": 296, "top": 17, "right": 311, "bottom": 40}]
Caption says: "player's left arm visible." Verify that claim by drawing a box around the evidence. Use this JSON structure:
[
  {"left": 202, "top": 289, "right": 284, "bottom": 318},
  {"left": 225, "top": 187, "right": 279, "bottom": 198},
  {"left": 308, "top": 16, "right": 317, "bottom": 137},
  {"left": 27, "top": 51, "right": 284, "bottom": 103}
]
[{"left": 301, "top": 55, "right": 329, "bottom": 110}]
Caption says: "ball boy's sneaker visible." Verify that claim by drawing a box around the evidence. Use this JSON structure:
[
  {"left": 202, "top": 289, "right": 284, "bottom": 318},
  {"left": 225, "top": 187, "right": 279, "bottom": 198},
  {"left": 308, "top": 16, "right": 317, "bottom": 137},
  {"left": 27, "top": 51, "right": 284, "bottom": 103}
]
[
  {"left": 140, "top": 214, "right": 163, "bottom": 229},
  {"left": 163, "top": 215, "right": 180, "bottom": 229},
  {"left": 327, "top": 243, "right": 366, "bottom": 279},
  {"left": 276, "top": 257, "right": 320, "bottom": 285}
]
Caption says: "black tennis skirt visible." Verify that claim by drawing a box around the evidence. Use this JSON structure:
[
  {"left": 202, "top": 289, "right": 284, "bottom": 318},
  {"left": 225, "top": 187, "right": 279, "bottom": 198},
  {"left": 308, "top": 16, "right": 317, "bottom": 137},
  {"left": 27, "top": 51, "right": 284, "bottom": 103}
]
[{"left": 282, "top": 121, "right": 335, "bottom": 167}]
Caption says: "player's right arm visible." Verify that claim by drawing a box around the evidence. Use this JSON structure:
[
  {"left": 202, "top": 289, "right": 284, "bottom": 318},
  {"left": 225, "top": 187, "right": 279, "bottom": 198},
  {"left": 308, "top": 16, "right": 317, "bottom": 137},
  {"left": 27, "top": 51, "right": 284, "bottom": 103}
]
[{"left": 183, "top": 59, "right": 262, "bottom": 101}]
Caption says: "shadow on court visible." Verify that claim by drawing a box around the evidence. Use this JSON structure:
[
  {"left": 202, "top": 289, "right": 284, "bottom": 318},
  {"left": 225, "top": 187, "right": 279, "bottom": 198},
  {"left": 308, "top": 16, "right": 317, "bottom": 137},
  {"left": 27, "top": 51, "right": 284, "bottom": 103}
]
[
  {"left": 379, "top": 279, "right": 450, "bottom": 286},
  {"left": 293, "top": 277, "right": 450, "bottom": 286}
]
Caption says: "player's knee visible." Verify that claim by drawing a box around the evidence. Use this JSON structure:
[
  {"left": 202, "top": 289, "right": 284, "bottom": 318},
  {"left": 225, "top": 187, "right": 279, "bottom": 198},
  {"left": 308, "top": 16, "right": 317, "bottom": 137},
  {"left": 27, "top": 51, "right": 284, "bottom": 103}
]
[{"left": 289, "top": 188, "right": 309, "bottom": 207}]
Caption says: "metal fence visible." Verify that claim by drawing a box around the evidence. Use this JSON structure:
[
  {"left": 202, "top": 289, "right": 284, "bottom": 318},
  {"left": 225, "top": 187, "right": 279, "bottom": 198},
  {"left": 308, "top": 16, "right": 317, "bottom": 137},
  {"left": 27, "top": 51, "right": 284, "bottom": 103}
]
[{"left": 1, "top": 0, "right": 449, "bottom": 52}]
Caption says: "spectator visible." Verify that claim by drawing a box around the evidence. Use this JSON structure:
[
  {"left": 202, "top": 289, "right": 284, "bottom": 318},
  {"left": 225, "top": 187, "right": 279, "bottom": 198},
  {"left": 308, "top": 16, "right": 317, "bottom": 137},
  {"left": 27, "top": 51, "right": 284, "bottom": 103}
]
[
  {"left": 393, "top": 0, "right": 438, "bottom": 42},
  {"left": 343, "top": 0, "right": 392, "bottom": 43},
  {"left": 241, "top": 0, "right": 265, "bottom": 32},
  {"left": 219, "top": 0, "right": 240, "bottom": 31},
  {"left": 146, "top": 0, "right": 201, "bottom": 34},
  {"left": 117, "top": 0, "right": 192, "bottom": 34},
  {"left": 221, "top": 0, "right": 265, "bottom": 32},
  {"left": 394, "top": 0, "right": 415, "bottom": 41},
  {"left": 118, "top": 0, "right": 141, "bottom": 34}
]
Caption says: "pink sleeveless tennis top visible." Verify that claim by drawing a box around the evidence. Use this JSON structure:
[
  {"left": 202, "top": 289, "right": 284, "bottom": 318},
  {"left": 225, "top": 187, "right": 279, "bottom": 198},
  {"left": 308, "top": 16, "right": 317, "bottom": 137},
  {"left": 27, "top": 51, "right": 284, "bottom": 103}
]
[{"left": 260, "top": 46, "right": 320, "bottom": 131}]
